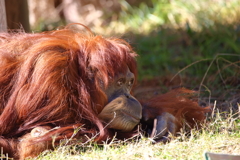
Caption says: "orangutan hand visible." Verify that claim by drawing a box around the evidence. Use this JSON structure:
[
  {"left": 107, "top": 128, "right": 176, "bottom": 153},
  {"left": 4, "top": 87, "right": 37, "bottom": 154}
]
[{"left": 142, "top": 112, "right": 178, "bottom": 143}]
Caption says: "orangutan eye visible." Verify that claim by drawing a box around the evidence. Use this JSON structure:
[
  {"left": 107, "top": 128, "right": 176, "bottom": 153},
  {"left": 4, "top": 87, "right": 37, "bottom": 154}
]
[
  {"left": 128, "top": 78, "right": 134, "bottom": 87},
  {"left": 117, "top": 78, "right": 125, "bottom": 86}
]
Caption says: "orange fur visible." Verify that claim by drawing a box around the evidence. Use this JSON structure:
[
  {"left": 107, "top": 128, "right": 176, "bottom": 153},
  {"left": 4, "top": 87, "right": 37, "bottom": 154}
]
[
  {"left": 0, "top": 26, "right": 137, "bottom": 159},
  {"left": 0, "top": 25, "right": 210, "bottom": 159},
  {"left": 142, "top": 88, "right": 211, "bottom": 130}
]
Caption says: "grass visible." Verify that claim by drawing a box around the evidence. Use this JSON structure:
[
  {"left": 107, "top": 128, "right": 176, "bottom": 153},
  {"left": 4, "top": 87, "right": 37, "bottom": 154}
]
[
  {"left": 133, "top": 30, "right": 240, "bottom": 80},
  {"left": 2, "top": 107, "right": 238, "bottom": 160},
  {"left": 2, "top": 0, "right": 239, "bottom": 159},
  {"left": 97, "top": 0, "right": 240, "bottom": 107},
  {"left": 26, "top": 107, "right": 239, "bottom": 160},
  {"left": 98, "top": 0, "right": 240, "bottom": 35},
  {"left": 34, "top": 0, "right": 240, "bottom": 90},
  {"left": 93, "top": 0, "right": 240, "bottom": 85}
]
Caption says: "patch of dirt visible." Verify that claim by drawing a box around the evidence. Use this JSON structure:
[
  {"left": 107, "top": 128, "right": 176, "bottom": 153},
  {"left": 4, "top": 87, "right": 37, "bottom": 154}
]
[{"left": 134, "top": 76, "right": 240, "bottom": 113}]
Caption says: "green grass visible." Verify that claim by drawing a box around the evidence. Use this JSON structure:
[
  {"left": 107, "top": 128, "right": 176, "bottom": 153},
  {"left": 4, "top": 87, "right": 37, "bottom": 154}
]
[
  {"left": 27, "top": 108, "right": 239, "bottom": 160},
  {"left": 98, "top": 0, "right": 240, "bottom": 35},
  {"left": 9, "top": 1, "right": 240, "bottom": 159},
  {"left": 133, "top": 29, "right": 240, "bottom": 80},
  {"left": 94, "top": 0, "right": 240, "bottom": 85},
  {"left": 95, "top": 0, "right": 240, "bottom": 104},
  {"left": 34, "top": 0, "right": 240, "bottom": 92}
]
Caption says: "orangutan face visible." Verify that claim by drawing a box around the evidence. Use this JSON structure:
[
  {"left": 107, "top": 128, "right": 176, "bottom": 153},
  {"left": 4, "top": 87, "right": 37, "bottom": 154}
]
[{"left": 98, "top": 68, "right": 142, "bottom": 132}]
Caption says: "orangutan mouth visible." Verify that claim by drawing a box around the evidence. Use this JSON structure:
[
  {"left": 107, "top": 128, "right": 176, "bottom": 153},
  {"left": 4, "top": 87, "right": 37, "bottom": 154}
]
[{"left": 121, "top": 110, "right": 140, "bottom": 123}]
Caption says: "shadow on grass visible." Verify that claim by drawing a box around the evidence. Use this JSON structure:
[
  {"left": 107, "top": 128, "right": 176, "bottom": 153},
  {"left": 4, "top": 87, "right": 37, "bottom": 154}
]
[{"left": 126, "top": 23, "right": 240, "bottom": 112}]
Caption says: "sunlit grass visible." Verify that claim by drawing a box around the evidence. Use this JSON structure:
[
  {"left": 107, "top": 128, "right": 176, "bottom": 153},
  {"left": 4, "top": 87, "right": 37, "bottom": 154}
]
[
  {"left": 28, "top": 108, "right": 240, "bottom": 160},
  {"left": 95, "top": 0, "right": 240, "bottom": 35},
  {"left": 9, "top": 1, "right": 239, "bottom": 159},
  {"left": 94, "top": 0, "right": 240, "bottom": 86}
]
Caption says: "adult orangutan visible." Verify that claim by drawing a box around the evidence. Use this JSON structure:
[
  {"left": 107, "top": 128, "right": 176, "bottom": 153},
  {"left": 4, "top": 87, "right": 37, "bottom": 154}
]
[{"left": 0, "top": 24, "right": 210, "bottom": 159}]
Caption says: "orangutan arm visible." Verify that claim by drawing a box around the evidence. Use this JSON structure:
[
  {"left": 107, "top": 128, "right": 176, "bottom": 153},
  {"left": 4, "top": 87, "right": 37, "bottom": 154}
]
[{"left": 140, "top": 88, "right": 211, "bottom": 143}]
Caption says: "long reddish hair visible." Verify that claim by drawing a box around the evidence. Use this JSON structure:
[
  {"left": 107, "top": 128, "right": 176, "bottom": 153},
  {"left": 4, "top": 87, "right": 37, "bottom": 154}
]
[
  {"left": 0, "top": 26, "right": 137, "bottom": 143},
  {"left": 142, "top": 88, "right": 211, "bottom": 129}
]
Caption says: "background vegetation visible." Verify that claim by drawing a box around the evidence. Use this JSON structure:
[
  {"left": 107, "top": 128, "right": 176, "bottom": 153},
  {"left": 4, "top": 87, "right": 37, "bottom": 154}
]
[
  {"left": 1, "top": 0, "right": 240, "bottom": 159},
  {"left": 97, "top": 0, "right": 240, "bottom": 111},
  {"left": 35, "top": 0, "right": 240, "bottom": 159}
]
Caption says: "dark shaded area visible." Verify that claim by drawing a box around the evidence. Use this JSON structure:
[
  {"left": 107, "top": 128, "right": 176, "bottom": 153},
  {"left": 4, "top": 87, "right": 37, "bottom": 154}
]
[
  {"left": 5, "top": 0, "right": 30, "bottom": 32},
  {"left": 131, "top": 23, "right": 240, "bottom": 112},
  {"left": 2, "top": 0, "right": 239, "bottom": 112}
]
